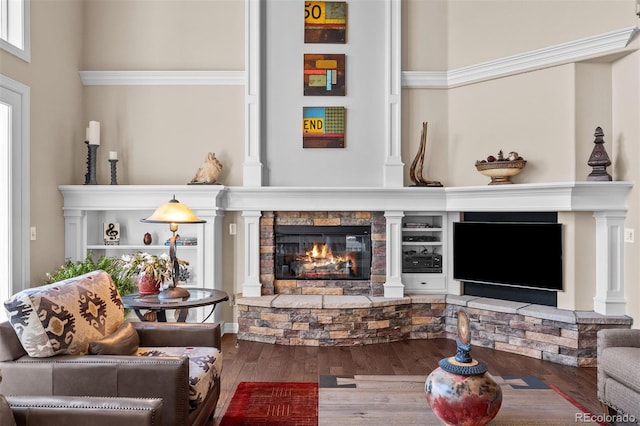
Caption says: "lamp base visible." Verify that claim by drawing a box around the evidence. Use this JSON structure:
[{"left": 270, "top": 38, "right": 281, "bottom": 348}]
[{"left": 158, "top": 286, "right": 190, "bottom": 300}]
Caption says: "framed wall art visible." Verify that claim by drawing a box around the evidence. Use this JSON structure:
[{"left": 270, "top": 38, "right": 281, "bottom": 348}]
[
  {"left": 302, "top": 106, "right": 345, "bottom": 148},
  {"left": 304, "top": 1, "right": 347, "bottom": 44},
  {"left": 304, "top": 54, "right": 345, "bottom": 96}
]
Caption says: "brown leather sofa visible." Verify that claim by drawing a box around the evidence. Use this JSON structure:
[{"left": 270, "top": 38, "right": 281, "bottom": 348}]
[
  {"left": 5, "top": 395, "right": 164, "bottom": 426},
  {"left": 597, "top": 328, "right": 640, "bottom": 423},
  {"left": 0, "top": 320, "right": 222, "bottom": 426}
]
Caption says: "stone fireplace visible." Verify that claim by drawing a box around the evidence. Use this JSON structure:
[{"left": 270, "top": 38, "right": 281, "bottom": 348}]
[{"left": 259, "top": 211, "right": 386, "bottom": 296}]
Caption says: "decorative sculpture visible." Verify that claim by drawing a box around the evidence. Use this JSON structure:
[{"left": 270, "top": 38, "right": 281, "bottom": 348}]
[
  {"left": 409, "top": 122, "right": 442, "bottom": 187},
  {"left": 189, "top": 152, "right": 223, "bottom": 185},
  {"left": 425, "top": 309, "right": 503, "bottom": 425},
  {"left": 587, "top": 127, "right": 612, "bottom": 181}
]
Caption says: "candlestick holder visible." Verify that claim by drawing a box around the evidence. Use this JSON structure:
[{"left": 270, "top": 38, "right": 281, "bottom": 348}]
[
  {"left": 109, "top": 159, "right": 119, "bottom": 185},
  {"left": 85, "top": 143, "right": 99, "bottom": 185}
]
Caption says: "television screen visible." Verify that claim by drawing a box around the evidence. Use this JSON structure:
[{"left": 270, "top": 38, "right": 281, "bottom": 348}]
[{"left": 453, "top": 221, "right": 563, "bottom": 291}]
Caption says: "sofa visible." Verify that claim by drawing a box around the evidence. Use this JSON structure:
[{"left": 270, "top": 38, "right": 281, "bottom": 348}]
[
  {"left": 597, "top": 328, "right": 640, "bottom": 423},
  {"left": 0, "top": 270, "right": 222, "bottom": 426},
  {"left": 2, "top": 394, "right": 164, "bottom": 426}
]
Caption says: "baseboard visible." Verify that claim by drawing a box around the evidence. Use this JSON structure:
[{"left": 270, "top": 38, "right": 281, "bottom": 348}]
[{"left": 223, "top": 322, "right": 239, "bottom": 335}]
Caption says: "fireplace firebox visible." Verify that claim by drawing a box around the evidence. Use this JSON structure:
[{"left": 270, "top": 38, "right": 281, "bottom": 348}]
[{"left": 275, "top": 225, "right": 372, "bottom": 280}]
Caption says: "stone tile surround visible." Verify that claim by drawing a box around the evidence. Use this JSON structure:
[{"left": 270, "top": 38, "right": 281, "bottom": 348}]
[
  {"left": 237, "top": 294, "right": 632, "bottom": 367},
  {"left": 260, "top": 211, "right": 386, "bottom": 296}
]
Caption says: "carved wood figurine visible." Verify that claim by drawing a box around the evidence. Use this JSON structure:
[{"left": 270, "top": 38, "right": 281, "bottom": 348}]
[
  {"left": 409, "top": 122, "right": 443, "bottom": 187},
  {"left": 190, "top": 152, "right": 223, "bottom": 185}
]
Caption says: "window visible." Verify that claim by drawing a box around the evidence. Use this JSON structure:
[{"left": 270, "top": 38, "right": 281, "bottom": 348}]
[
  {"left": 0, "top": 75, "right": 30, "bottom": 320},
  {"left": 0, "top": 0, "right": 30, "bottom": 62},
  {"left": 0, "top": 101, "right": 9, "bottom": 318}
]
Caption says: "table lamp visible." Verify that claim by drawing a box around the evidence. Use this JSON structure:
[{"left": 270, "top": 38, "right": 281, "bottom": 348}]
[{"left": 141, "top": 196, "right": 206, "bottom": 299}]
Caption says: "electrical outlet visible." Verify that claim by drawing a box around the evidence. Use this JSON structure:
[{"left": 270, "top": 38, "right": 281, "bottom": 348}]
[
  {"left": 229, "top": 223, "right": 237, "bottom": 235},
  {"left": 30, "top": 226, "right": 36, "bottom": 241},
  {"left": 624, "top": 228, "right": 635, "bottom": 243}
]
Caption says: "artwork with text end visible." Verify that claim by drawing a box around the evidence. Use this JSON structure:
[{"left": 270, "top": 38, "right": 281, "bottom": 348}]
[
  {"left": 302, "top": 106, "right": 345, "bottom": 148},
  {"left": 304, "top": 1, "right": 347, "bottom": 44},
  {"left": 304, "top": 54, "right": 345, "bottom": 96}
]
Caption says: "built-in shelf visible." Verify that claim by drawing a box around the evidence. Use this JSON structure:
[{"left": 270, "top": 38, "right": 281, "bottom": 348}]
[{"left": 60, "top": 181, "right": 632, "bottom": 316}]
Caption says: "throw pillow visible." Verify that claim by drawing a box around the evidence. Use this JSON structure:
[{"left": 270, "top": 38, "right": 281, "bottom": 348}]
[
  {"left": 3, "top": 270, "right": 125, "bottom": 358},
  {"left": 89, "top": 321, "right": 140, "bottom": 355},
  {"left": 0, "top": 395, "right": 16, "bottom": 426}
]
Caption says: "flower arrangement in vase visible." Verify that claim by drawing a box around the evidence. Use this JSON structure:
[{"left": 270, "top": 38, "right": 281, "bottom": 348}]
[{"left": 117, "top": 252, "right": 188, "bottom": 295}]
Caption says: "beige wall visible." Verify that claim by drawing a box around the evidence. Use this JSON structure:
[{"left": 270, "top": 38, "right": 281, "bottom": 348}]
[
  {"left": 83, "top": 85, "right": 245, "bottom": 186},
  {"left": 82, "top": 0, "right": 244, "bottom": 70},
  {"left": 0, "top": 0, "right": 85, "bottom": 285},
  {"left": 1, "top": 0, "right": 637, "bottom": 326},
  {"left": 446, "top": 0, "right": 635, "bottom": 69}
]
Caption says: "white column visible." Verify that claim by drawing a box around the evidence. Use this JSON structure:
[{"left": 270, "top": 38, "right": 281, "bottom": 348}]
[
  {"left": 446, "top": 212, "right": 462, "bottom": 295},
  {"left": 193, "top": 209, "right": 224, "bottom": 289},
  {"left": 384, "top": 210, "right": 404, "bottom": 297},
  {"left": 382, "top": 0, "right": 403, "bottom": 187},
  {"left": 242, "top": 210, "right": 263, "bottom": 296},
  {"left": 243, "top": 0, "right": 263, "bottom": 187},
  {"left": 63, "top": 209, "right": 87, "bottom": 262},
  {"left": 592, "top": 211, "right": 627, "bottom": 315}
]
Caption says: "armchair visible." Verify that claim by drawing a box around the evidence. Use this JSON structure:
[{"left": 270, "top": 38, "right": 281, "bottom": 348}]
[
  {"left": 0, "top": 271, "right": 223, "bottom": 426},
  {"left": 597, "top": 328, "right": 640, "bottom": 422}
]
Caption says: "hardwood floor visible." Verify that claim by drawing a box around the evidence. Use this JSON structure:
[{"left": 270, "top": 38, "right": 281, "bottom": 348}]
[{"left": 213, "top": 333, "right": 600, "bottom": 424}]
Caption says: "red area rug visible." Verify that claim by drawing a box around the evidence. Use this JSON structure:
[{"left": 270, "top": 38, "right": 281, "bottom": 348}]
[{"left": 220, "top": 382, "right": 318, "bottom": 426}]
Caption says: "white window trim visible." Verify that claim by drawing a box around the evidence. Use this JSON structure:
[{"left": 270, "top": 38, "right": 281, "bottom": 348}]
[
  {"left": 0, "top": 0, "right": 30, "bottom": 63},
  {"left": 0, "top": 74, "right": 30, "bottom": 298}
]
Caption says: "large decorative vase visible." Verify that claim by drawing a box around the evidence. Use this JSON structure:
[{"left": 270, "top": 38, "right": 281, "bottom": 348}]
[
  {"left": 137, "top": 275, "right": 161, "bottom": 295},
  {"left": 425, "top": 310, "right": 502, "bottom": 426}
]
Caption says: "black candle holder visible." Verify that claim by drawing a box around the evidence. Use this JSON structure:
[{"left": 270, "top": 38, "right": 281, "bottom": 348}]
[
  {"left": 84, "top": 141, "right": 90, "bottom": 184},
  {"left": 85, "top": 143, "right": 98, "bottom": 185},
  {"left": 109, "top": 159, "right": 119, "bottom": 185}
]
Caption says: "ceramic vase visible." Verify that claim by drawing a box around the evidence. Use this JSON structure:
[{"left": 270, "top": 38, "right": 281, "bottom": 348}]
[
  {"left": 137, "top": 275, "right": 161, "bottom": 295},
  {"left": 425, "top": 367, "right": 502, "bottom": 426}
]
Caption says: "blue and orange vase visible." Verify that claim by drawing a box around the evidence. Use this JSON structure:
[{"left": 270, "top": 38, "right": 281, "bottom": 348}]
[{"left": 425, "top": 310, "right": 502, "bottom": 426}]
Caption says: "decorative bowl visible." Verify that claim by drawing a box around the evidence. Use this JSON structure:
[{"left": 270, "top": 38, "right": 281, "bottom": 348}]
[{"left": 475, "top": 159, "right": 527, "bottom": 185}]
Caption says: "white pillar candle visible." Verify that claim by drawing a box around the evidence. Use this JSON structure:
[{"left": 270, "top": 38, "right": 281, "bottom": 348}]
[
  {"left": 89, "top": 121, "right": 100, "bottom": 145},
  {"left": 85, "top": 127, "right": 90, "bottom": 141},
  {"left": 109, "top": 151, "right": 118, "bottom": 160}
]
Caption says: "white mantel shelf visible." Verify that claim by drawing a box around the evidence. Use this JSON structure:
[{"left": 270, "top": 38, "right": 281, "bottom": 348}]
[
  {"left": 60, "top": 181, "right": 631, "bottom": 213},
  {"left": 60, "top": 181, "right": 633, "bottom": 316},
  {"left": 222, "top": 181, "right": 632, "bottom": 212}
]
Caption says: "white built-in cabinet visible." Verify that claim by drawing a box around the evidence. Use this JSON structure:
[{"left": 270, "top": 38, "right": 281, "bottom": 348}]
[
  {"left": 401, "top": 212, "right": 447, "bottom": 293},
  {"left": 59, "top": 185, "right": 225, "bottom": 303}
]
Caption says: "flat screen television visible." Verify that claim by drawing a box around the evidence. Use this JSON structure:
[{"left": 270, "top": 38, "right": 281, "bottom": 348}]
[{"left": 453, "top": 221, "right": 563, "bottom": 291}]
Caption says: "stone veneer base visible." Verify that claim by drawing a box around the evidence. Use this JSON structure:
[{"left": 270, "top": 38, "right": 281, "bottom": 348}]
[{"left": 236, "top": 294, "right": 633, "bottom": 367}]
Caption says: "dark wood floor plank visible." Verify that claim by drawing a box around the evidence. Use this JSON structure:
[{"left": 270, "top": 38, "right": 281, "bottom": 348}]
[{"left": 213, "top": 334, "right": 600, "bottom": 425}]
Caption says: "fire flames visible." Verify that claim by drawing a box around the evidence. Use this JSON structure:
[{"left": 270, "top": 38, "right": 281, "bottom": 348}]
[{"left": 295, "top": 242, "right": 357, "bottom": 275}]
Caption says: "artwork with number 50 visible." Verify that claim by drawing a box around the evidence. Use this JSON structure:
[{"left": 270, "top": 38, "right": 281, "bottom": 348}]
[
  {"left": 305, "top": 1, "right": 347, "bottom": 44},
  {"left": 302, "top": 106, "right": 345, "bottom": 148}
]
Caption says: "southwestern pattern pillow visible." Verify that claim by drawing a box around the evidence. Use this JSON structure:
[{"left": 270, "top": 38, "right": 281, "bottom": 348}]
[
  {"left": 3, "top": 270, "right": 125, "bottom": 358},
  {"left": 137, "top": 346, "right": 222, "bottom": 411}
]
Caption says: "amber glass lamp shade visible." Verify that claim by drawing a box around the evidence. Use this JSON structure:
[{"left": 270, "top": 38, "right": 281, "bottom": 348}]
[
  {"left": 141, "top": 196, "right": 206, "bottom": 299},
  {"left": 142, "top": 197, "right": 206, "bottom": 226}
]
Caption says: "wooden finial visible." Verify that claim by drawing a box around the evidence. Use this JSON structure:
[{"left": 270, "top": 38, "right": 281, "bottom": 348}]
[{"left": 587, "top": 126, "right": 612, "bottom": 181}]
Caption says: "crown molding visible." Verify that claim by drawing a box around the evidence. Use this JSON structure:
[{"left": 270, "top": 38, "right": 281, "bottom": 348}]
[
  {"left": 79, "top": 26, "right": 638, "bottom": 88},
  {"left": 79, "top": 70, "right": 245, "bottom": 86},
  {"left": 402, "top": 26, "right": 639, "bottom": 89}
]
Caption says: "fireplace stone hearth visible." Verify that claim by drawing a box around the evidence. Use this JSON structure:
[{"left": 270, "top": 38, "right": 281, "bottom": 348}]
[{"left": 236, "top": 293, "right": 633, "bottom": 367}]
